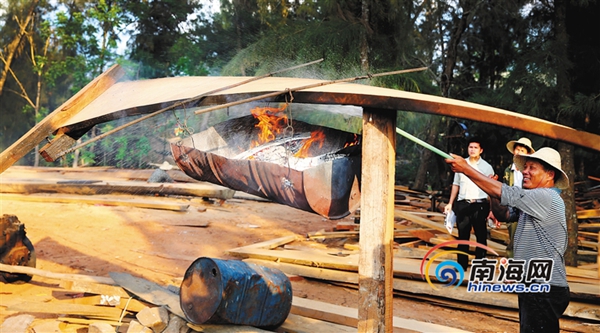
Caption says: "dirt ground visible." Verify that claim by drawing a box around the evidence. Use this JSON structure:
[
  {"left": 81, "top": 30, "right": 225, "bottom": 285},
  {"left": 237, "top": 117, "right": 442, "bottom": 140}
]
[{"left": 0, "top": 193, "right": 596, "bottom": 333}]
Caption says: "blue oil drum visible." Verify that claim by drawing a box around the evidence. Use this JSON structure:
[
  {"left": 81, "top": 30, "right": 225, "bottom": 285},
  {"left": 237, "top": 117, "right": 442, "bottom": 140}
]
[{"left": 180, "top": 257, "right": 292, "bottom": 328}]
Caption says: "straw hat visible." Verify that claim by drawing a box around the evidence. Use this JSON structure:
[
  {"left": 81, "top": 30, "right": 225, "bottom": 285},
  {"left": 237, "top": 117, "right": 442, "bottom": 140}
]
[
  {"left": 513, "top": 147, "right": 568, "bottom": 189},
  {"left": 151, "top": 161, "right": 174, "bottom": 170},
  {"left": 506, "top": 137, "right": 535, "bottom": 154}
]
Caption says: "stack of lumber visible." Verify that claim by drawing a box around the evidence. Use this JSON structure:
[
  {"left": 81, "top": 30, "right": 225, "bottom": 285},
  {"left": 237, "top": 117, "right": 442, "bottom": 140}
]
[
  {"left": 0, "top": 166, "right": 235, "bottom": 211},
  {"left": 0, "top": 263, "right": 467, "bottom": 333},
  {"left": 225, "top": 185, "right": 600, "bottom": 330},
  {"left": 575, "top": 176, "right": 600, "bottom": 257}
]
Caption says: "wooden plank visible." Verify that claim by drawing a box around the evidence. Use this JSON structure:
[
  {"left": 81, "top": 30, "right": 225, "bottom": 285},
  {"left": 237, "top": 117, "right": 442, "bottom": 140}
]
[
  {"left": 0, "top": 180, "right": 235, "bottom": 199},
  {"left": 2, "top": 165, "right": 202, "bottom": 183},
  {"left": 0, "top": 315, "right": 35, "bottom": 333},
  {"left": 4, "top": 301, "right": 123, "bottom": 319},
  {"left": 109, "top": 272, "right": 185, "bottom": 319},
  {"left": 291, "top": 297, "right": 472, "bottom": 333},
  {"left": 37, "top": 75, "right": 600, "bottom": 154},
  {"left": 580, "top": 231, "right": 599, "bottom": 240},
  {"left": 0, "top": 64, "right": 125, "bottom": 173},
  {"left": 577, "top": 209, "right": 600, "bottom": 219},
  {"left": 429, "top": 237, "right": 507, "bottom": 258},
  {"left": 396, "top": 209, "right": 450, "bottom": 235},
  {"left": 396, "top": 210, "right": 508, "bottom": 256},
  {"left": 277, "top": 313, "right": 357, "bottom": 333},
  {"left": 0, "top": 262, "right": 115, "bottom": 284},
  {"left": 490, "top": 228, "right": 509, "bottom": 243},
  {"left": 579, "top": 223, "right": 600, "bottom": 230},
  {"left": 0, "top": 193, "right": 189, "bottom": 212},
  {"left": 57, "top": 317, "right": 129, "bottom": 327},
  {"left": 58, "top": 280, "right": 130, "bottom": 297},
  {"left": 358, "top": 108, "right": 395, "bottom": 332},
  {"left": 188, "top": 323, "right": 272, "bottom": 332}
]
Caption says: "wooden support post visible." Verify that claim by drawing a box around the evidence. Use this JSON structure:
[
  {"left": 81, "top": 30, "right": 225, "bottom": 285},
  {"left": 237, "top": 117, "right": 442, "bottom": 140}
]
[
  {"left": 0, "top": 64, "right": 125, "bottom": 174},
  {"left": 597, "top": 231, "right": 599, "bottom": 279},
  {"left": 358, "top": 108, "right": 396, "bottom": 332}
]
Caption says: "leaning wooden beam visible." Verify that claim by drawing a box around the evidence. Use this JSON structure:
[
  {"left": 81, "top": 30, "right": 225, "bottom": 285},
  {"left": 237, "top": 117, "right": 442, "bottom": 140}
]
[{"left": 0, "top": 64, "right": 126, "bottom": 174}]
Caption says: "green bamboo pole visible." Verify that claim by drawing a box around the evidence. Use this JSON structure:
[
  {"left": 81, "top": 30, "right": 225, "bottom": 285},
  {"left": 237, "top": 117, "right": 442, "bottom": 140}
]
[{"left": 395, "top": 127, "right": 453, "bottom": 159}]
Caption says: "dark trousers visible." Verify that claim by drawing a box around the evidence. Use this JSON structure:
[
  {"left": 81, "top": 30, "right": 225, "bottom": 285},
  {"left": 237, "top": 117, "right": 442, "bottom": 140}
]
[
  {"left": 518, "top": 285, "right": 570, "bottom": 333},
  {"left": 453, "top": 200, "right": 489, "bottom": 270}
]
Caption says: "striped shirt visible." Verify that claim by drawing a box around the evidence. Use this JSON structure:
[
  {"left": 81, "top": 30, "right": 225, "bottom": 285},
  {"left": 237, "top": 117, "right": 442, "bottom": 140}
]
[{"left": 500, "top": 184, "right": 568, "bottom": 287}]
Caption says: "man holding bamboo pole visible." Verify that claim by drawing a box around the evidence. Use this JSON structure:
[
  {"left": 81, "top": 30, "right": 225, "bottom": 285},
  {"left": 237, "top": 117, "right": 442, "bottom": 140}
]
[{"left": 445, "top": 147, "right": 570, "bottom": 333}]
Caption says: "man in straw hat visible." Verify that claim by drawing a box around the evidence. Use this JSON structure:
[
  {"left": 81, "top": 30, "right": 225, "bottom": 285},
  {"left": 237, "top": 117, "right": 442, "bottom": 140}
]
[
  {"left": 148, "top": 161, "right": 175, "bottom": 183},
  {"left": 503, "top": 137, "right": 535, "bottom": 258},
  {"left": 445, "top": 147, "right": 569, "bottom": 333}
]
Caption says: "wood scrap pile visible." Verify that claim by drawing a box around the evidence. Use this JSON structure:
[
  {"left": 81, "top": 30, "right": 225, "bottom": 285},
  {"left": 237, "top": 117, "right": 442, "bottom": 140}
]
[
  {"left": 575, "top": 176, "right": 600, "bottom": 257},
  {"left": 0, "top": 166, "right": 235, "bottom": 212},
  {"left": 0, "top": 263, "right": 390, "bottom": 333},
  {"left": 225, "top": 185, "right": 600, "bottom": 332}
]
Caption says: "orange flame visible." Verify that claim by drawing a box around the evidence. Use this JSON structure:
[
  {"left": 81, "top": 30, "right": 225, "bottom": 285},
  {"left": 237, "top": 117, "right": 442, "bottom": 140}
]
[
  {"left": 294, "top": 130, "right": 326, "bottom": 158},
  {"left": 250, "top": 105, "right": 288, "bottom": 147},
  {"left": 343, "top": 134, "right": 360, "bottom": 148}
]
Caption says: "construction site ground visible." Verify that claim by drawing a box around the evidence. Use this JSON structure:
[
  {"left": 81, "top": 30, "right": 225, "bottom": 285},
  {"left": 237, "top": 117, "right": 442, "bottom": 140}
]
[{"left": 0, "top": 167, "right": 598, "bottom": 333}]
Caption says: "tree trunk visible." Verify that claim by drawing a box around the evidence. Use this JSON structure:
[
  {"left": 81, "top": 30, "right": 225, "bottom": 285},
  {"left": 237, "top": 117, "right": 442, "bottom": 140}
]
[
  {"left": 359, "top": 0, "right": 370, "bottom": 72},
  {"left": 0, "top": 0, "right": 39, "bottom": 95},
  {"left": 558, "top": 142, "right": 577, "bottom": 266},
  {"left": 415, "top": 1, "right": 475, "bottom": 191},
  {"left": 554, "top": 0, "right": 577, "bottom": 266},
  {"left": 412, "top": 118, "right": 439, "bottom": 191}
]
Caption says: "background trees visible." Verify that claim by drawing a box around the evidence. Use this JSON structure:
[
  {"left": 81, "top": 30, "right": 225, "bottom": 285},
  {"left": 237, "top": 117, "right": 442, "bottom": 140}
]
[{"left": 2, "top": 1, "right": 599, "bottom": 261}]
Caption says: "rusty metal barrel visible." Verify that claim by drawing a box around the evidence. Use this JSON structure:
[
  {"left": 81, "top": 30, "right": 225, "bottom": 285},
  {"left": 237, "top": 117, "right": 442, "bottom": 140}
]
[{"left": 180, "top": 257, "right": 292, "bottom": 328}]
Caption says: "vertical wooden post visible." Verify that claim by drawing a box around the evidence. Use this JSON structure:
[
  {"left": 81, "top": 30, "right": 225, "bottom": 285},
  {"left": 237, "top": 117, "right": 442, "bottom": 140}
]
[
  {"left": 358, "top": 108, "right": 396, "bottom": 332},
  {"left": 0, "top": 64, "right": 125, "bottom": 174}
]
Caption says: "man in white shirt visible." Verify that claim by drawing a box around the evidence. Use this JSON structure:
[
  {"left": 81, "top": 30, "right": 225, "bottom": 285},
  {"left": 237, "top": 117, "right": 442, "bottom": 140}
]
[{"left": 444, "top": 137, "right": 495, "bottom": 270}]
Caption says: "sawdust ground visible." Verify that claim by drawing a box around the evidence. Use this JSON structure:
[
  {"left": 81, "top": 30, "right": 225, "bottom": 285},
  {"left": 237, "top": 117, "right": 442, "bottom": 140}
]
[{"left": 0, "top": 195, "right": 591, "bottom": 333}]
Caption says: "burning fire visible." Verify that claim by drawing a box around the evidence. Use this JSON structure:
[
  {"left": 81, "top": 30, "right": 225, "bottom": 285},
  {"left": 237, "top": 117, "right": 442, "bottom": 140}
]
[
  {"left": 249, "top": 104, "right": 327, "bottom": 158},
  {"left": 250, "top": 105, "right": 288, "bottom": 147},
  {"left": 344, "top": 134, "right": 360, "bottom": 148},
  {"left": 294, "top": 130, "right": 325, "bottom": 157}
]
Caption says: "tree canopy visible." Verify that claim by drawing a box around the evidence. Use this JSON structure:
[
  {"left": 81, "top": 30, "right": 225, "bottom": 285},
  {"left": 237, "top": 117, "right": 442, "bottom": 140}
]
[{"left": 1, "top": 0, "right": 599, "bottom": 182}]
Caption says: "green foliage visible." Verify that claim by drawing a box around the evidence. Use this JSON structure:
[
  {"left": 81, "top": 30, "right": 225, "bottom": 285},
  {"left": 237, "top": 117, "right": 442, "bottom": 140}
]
[{"left": 1, "top": 0, "right": 599, "bottom": 185}]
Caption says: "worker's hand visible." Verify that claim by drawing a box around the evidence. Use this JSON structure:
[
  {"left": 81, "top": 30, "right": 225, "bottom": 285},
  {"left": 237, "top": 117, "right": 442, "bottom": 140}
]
[
  {"left": 445, "top": 154, "right": 469, "bottom": 173},
  {"left": 444, "top": 203, "right": 452, "bottom": 215},
  {"left": 487, "top": 211, "right": 501, "bottom": 228}
]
